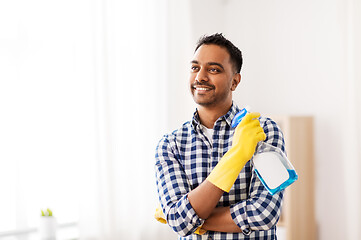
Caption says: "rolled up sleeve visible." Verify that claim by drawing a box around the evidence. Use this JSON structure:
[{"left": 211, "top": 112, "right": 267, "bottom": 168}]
[
  {"left": 230, "top": 118, "right": 285, "bottom": 234},
  {"left": 230, "top": 173, "right": 283, "bottom": 234},
  {"left": 155, "top": 135, "right": 204, "bottom": 237}
]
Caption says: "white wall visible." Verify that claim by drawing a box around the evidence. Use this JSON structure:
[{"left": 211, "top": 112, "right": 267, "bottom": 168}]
[
  {"left": 222, "top": 2, "right": 348, "bottom": 240},
  {"left": 166, "top": 0, "right": 361, "bottom": 239}
]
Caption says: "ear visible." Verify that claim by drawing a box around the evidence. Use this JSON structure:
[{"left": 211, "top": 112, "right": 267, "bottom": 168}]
[{"left": 231, "top": 73, "right": 241, "bottom": 91}]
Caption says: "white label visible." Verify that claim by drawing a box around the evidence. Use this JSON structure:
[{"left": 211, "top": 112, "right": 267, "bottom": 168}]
[{"left": 253, "top": 152, "right": 289, "bottom": 189}]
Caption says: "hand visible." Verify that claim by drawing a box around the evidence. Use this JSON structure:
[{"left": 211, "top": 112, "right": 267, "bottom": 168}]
[
  {"left": 232, "top": 112, "right": 266, "bottom": 162},
  {"left": 154, "top": 205, "right": 206, "bottom": 235},
  {"left": 206, "top": 112, "right": 266, "bottom": 192}
]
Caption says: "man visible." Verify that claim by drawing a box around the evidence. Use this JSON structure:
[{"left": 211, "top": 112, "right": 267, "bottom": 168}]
[{"left": 155, "top": 33, "right": 285, "bottom": 239}]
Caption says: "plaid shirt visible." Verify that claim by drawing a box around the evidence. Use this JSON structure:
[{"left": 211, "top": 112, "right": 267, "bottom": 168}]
[{"left": 155, "top": 103, "right": 285, "bottom": 240}]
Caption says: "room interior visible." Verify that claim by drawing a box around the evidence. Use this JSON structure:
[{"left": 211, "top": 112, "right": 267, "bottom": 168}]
[{"left": 0, "top": 0, "right": 360, "bottom": 239}]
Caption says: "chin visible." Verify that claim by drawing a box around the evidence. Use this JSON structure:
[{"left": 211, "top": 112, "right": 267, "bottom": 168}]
[{"left": 195, "top": 100, "right": 216, "bottom": 107}]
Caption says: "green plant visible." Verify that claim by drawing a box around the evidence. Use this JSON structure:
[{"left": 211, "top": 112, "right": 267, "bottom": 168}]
[{"left": 41, "top": 208, "right": 53, "bottom": 217}]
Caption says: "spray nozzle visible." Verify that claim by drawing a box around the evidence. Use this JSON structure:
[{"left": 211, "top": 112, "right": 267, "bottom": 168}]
[{"left": 231, "top": 106, "right": 251, "bottom": 128}]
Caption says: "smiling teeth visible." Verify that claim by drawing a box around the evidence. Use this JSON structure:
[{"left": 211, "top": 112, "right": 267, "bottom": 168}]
[{"left": 196, "top": 88, "right": 209, "bottom": 90}]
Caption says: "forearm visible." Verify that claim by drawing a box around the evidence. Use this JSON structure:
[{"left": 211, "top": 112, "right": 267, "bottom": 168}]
[
  {"left": 202, "top": 207, "right": 242, "bottom": 233},
  {"left": 202, "top": 189, "right": 283, "bottom": 234},
  {"left": 187, "top": 180, "right": 224, "bottom": 219},
  {"left": 188, "top": 113, "right": 265, "bottom": 220}
]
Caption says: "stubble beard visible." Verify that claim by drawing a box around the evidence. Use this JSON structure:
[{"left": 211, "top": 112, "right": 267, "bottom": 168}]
[{"left": 191, "top": 89, "right": 231, "bottom": 108}]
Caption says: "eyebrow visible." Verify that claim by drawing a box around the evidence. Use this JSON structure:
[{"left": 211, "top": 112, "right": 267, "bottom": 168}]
[{"left": 190, "top": 60, "right": 225, "bottom": 70}]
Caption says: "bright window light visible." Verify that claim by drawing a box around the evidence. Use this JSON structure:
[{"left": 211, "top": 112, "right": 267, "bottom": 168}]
[{"left": 0, "top": 0, "right": 95, "bottom": 234}]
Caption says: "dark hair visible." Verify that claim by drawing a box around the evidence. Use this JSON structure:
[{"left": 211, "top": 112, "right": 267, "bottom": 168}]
[{"left": 195, "top": 33, "right": 243, "bottom": 73}]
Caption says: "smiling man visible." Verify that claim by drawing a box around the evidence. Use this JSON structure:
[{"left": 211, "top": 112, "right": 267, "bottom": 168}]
[{"left": 155, "top": 33, "right": 285, "bottom": 239}]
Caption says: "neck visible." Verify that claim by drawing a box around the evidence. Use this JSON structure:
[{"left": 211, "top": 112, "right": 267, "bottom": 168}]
[{"left": 197, "top": 101, "right": 232, "bottom": 129}]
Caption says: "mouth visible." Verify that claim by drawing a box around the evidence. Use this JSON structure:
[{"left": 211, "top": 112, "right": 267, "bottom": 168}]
[
  {"left": 192, "top": 85, "right": 214, "bottom": 92},
  {"left": 195, "top": 87, "right": 211, "bottom": 91}
]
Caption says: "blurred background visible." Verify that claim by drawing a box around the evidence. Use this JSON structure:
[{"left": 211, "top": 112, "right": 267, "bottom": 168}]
[{"left": 0, "top": 0, "right": 360, "bottom": 239}]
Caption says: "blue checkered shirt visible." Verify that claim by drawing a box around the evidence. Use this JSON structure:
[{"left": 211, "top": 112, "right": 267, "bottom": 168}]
[{"left": 155, "top": 104, "right": 285, "bottom": 239}]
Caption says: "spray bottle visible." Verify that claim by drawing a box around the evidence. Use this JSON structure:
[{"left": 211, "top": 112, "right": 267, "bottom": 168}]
[{"left": 231, "top": 106, "right": 298, "bottom": 195}]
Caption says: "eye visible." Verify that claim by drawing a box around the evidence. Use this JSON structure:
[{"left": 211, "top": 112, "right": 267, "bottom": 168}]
[
  {"left": 191, "top": 65, "right": 199, "bottom": 72},
  {"left": 209, "top": 68, "right": 221, "bottom": 73}
]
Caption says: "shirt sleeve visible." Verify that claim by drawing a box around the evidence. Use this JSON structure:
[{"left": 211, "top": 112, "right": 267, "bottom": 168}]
[
  {"left": 155, "top": 134, "right": 205, "bottom": 237},
  {"left": 229, "top": 118, "right": 285, "bottom": 235}
]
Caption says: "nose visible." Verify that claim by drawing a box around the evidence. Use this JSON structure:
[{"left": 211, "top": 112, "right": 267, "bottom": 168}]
[{"left": 195, "top": 68, "right": 208, "bottom": 82}]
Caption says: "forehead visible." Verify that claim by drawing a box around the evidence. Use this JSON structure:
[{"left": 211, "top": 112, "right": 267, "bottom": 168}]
[{"left": 192, "top": 44, "right": 231, "bottom": 66}]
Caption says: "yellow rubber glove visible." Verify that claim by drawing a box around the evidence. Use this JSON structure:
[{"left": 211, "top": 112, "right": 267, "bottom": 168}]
[
  {"left": 207, "top": 112, "right": 266, "bottom": 192},
  {"left": 154, "top": 206, "right": 167, "bottom": 224},
  {"left": 154, "top": 205, "right": 206, "bottom": 235}
]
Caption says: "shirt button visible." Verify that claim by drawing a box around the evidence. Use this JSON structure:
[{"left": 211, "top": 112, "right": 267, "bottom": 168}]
[{"left": 242, "top": 228, "right": 252, "bottom": 235}]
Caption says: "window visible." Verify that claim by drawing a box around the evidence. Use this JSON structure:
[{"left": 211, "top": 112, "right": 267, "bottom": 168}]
[{"left": 0, "top": 1, "right": 95, "bottom": 238}]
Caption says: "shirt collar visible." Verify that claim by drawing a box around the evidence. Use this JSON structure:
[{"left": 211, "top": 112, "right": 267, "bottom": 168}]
[{"left": 191, "top": 102, "right": 241, "bottom": 130}]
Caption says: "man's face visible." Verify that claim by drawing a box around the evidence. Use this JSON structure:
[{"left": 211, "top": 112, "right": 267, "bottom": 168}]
[{"left": 189, "top": 44, "right": 239, "bottom": 108}]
